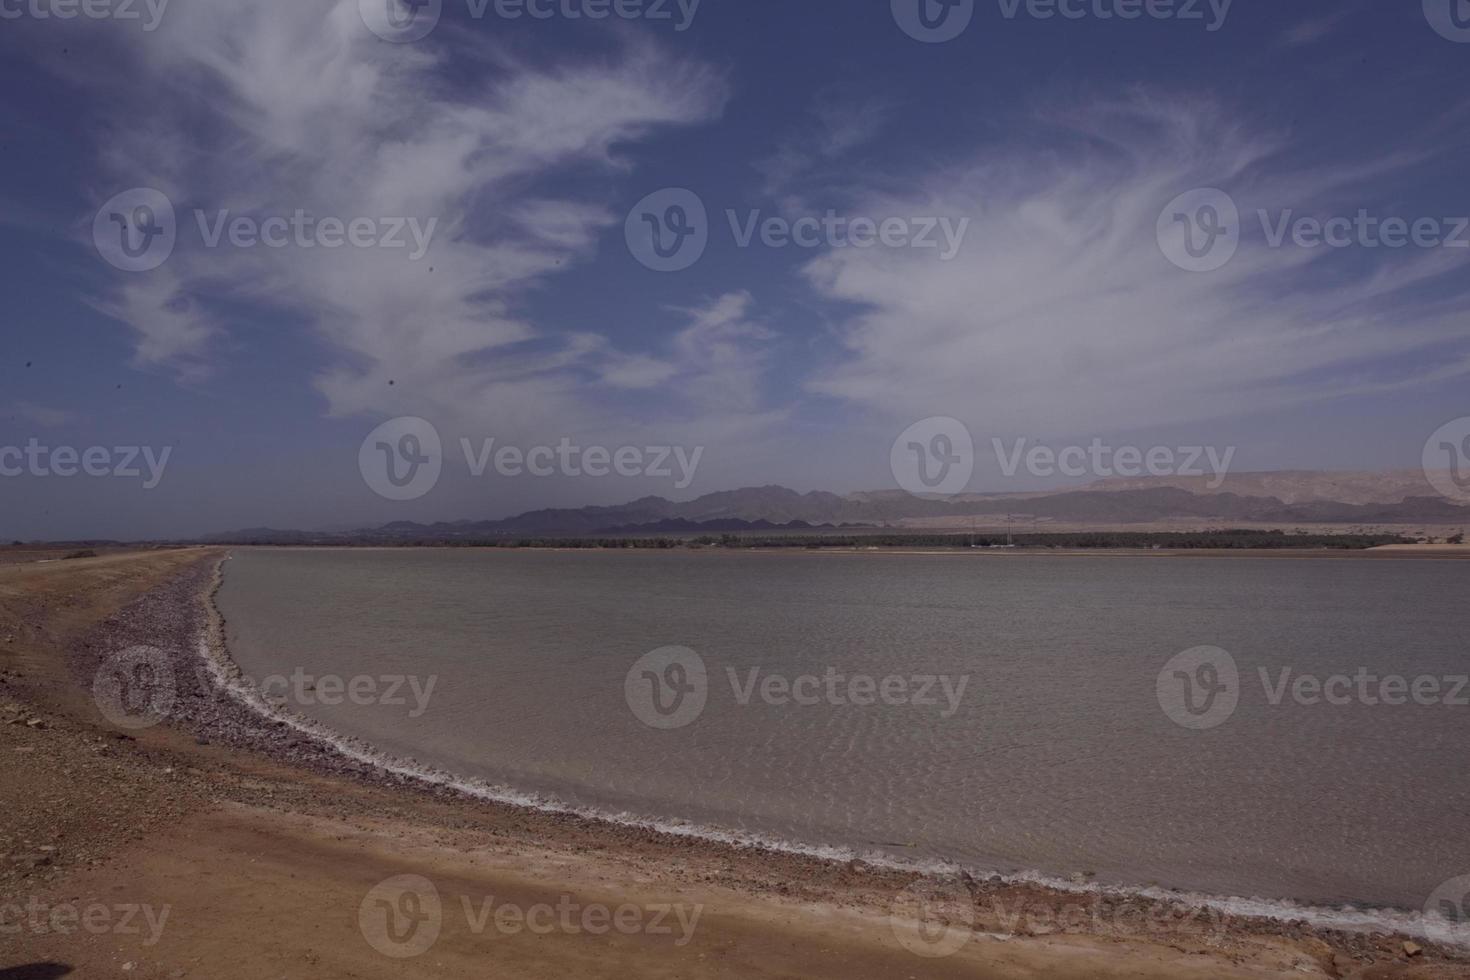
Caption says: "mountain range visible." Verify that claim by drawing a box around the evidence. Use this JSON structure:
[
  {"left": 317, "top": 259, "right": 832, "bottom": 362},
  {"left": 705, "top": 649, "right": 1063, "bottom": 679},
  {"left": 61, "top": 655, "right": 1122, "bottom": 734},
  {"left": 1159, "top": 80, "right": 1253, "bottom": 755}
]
[{"left": 207, "top": 471, "right": 1470, "bottom": 543}]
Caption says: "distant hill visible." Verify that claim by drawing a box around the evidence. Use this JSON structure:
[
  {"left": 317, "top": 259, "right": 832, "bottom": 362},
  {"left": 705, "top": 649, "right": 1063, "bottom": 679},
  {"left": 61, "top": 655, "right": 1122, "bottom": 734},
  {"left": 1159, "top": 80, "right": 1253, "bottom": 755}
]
[
  {"left": 1083, "top": 470, "right": 1446, "bottom": 505},
  {"left": 203, "top": 473, "right": 1470, "bottom": 543}
]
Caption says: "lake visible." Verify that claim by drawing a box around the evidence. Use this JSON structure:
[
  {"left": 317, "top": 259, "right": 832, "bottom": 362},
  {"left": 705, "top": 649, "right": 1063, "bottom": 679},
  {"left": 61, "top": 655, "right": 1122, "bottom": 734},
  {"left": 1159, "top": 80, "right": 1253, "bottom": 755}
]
[{"left": 215, "top": 547, "right": 1470, "bottom": 914}]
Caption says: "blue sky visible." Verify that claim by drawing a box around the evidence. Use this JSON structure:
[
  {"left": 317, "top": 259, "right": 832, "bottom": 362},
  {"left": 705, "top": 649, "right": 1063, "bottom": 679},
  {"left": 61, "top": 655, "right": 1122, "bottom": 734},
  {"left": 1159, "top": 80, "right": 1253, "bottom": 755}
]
[{"left": 1, "top": 0, "right": 1468, "bottom": 539}]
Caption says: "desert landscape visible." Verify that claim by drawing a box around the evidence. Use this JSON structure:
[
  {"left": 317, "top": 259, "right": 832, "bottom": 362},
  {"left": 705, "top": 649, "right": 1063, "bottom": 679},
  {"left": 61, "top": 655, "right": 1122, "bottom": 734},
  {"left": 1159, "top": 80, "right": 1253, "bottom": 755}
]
[{"left": 6, "top": 2, "right": 1470, "bottom": 976}]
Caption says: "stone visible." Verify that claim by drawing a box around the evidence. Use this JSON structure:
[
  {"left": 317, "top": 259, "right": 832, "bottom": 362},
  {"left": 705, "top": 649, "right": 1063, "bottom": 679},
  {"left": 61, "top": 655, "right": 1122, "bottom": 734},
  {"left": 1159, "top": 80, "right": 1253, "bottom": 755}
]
[
  {"left": 12, "top": 853, "right": 53, "bottom": 869},
  {"left": 1403, "top": 941, "right": 1423, "bottom": 957}
]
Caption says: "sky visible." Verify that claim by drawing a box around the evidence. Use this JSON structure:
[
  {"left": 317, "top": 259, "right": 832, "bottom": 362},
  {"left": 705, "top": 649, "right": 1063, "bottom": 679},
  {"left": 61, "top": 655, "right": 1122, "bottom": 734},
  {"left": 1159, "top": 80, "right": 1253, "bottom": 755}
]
[{"left": 0, "top": 0, "right": 1468, "bottom": 540}]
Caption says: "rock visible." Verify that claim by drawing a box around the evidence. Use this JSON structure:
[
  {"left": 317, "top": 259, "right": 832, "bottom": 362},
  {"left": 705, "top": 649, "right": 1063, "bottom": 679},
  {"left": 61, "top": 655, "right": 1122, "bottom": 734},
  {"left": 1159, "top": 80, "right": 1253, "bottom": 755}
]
[
  {"left": 1403, "top": 940, "right": 1423, "bottom": 957},
  {"left": 12, "top": 853, "right": 53, "bottom": 869},
  {"left": 25, "top": 718, "right": 44, "bottom": 728}
]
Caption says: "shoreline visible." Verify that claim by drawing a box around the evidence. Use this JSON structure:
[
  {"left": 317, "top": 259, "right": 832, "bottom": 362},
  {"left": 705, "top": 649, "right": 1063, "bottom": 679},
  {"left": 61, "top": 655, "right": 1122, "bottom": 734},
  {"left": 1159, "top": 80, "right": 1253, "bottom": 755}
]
[
  {"left": 198, "top": 557, "right": 1458, "bottom": 940},
  {"left": 4, "top": 548, "right": 1466, "bottom": 977}
]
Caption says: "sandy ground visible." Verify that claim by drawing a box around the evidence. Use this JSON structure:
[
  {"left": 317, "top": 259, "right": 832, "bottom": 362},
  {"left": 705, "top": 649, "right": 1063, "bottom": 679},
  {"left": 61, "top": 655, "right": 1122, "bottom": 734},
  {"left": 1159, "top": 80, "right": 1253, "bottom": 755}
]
[
  {"left": 0, "top": 547, "right": 131, "bottom": 568},
  {"left": 1, "top": 549, "right": 1467, "bottom": 979}
]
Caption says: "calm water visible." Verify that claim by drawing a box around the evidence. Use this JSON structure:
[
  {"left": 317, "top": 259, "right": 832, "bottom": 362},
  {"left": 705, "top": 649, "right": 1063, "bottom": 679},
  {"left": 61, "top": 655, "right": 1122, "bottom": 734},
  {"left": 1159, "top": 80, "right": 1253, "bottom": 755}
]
[{"left": 216, "top": 548, "right": 1470, "bottom": 910}]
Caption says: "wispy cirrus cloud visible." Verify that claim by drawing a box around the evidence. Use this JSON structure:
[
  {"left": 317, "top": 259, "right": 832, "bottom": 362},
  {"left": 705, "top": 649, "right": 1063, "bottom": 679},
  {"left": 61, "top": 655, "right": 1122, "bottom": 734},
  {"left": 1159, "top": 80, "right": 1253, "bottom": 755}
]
[
  {"left": 802, "top": 96, "right": 1470, "bottom": 439},
  {"left": 755, "top": 89, "right": 897, "bottom": 212},
  {"left": 80, "top": 0, "right": 745, "bottom": 445},
  {"left": 1278, "top": 2, "right": 1362, "bottom": 47}
]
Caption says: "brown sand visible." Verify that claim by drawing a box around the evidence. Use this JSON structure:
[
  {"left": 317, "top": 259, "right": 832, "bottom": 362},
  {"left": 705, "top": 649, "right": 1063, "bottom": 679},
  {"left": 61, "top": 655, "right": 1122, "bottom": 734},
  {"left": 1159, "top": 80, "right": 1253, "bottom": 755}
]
[{"left": 1, "top": 549, "right": 1466, "bottom": 979}]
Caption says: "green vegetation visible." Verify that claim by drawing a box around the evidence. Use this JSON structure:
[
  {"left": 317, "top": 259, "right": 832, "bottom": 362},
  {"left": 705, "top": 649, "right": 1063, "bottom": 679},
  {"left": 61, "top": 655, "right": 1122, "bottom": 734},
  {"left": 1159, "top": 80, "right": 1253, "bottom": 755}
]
[
  {"left": 347, "top": 529, "right": 1415, "bottom": 551},
  {"left": 687, "top": 530, "right": 1414, "bottom": 550}
]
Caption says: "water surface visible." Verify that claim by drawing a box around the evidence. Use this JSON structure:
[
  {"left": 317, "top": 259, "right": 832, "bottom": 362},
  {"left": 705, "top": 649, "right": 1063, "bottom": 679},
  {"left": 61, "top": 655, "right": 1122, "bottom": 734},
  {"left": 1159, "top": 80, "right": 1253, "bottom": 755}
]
[{"left": 216, "top": 547, "right": 1470, "bottom": 910}]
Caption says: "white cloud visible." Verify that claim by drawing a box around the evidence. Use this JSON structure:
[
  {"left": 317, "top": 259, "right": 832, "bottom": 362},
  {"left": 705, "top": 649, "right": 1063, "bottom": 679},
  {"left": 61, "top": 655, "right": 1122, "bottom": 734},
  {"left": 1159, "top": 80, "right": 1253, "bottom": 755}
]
[
  {"left": 803, "top": 96, "right": 1470, "bottom": 440},
  {"left": 668, "top": 291, "right": 778, "bottom": 414},
  {"left": 89, "top": 267, "right": 219, "bottom": 383},
  {"left": 83, "top": 0, "right": 741, "bottom": 444},
  {"left": 582, "top": 291, "right": 783, "bottom": 412}
]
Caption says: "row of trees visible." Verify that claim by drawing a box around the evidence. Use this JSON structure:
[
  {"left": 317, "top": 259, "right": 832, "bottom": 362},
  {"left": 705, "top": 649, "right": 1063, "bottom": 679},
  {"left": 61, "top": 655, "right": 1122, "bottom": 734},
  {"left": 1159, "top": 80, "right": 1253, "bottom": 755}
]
[{"left": 345, "top": 530, "right": 1418, "bottom": 551}]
